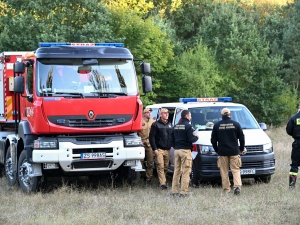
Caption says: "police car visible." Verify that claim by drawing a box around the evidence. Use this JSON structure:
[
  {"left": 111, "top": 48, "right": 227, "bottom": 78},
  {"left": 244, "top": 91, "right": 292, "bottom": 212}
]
[{"left": 146, "top": 97, "right": 275, "bottom": 185}]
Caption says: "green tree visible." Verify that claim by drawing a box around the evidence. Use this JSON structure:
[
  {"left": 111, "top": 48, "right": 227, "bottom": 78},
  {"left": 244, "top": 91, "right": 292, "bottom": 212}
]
[
  {"left": 109, "top": 9, "right": 174, "bottom": 106},
  {"left": 103, "top": 0, "right": 154, "bottom": 17},
  {"left": 0, "top": 0, "right": 113, "bottom": 51},
  {"left": 157, "top": 41, "right": 223, "bottom": 103},
  {"left": 164, "top": 0, "right": 213, "bottom": 52},
  {"left": 199, "top": 2, "right": 296, "bottom": 125},
  {"left": 281, "top": 0, "right": 300, "bottom": 92}
]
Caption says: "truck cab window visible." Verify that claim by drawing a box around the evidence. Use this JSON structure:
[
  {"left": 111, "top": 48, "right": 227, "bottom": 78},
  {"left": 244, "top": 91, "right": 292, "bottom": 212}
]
[
  {"left": 36, "top": 59, "right": 138, "bottom": 96},
  {"left": 26, "top": 65, "right": 33, "bottom": 94}
]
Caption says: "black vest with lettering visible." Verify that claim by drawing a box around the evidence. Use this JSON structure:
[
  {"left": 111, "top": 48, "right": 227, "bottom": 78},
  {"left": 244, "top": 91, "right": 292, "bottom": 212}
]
[{"left": 211, "top": 117, "right": 245, "bottom": 156}]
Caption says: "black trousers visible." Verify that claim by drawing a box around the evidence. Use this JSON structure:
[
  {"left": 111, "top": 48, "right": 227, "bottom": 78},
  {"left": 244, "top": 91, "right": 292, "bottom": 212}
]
[{"left": 290, "top": 139, "right": 300, "bottom": 173}]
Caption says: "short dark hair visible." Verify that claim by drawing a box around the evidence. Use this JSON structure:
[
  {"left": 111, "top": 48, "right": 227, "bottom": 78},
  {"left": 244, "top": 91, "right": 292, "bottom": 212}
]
[{"left": 181, "top": 110, "right": 190, "bottom": 119}]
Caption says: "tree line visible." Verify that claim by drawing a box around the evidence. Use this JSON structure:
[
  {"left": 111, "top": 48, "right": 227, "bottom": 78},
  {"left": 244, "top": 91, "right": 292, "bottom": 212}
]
[{"left": 0, "top": 0, "right": 299, "bottom": 126}]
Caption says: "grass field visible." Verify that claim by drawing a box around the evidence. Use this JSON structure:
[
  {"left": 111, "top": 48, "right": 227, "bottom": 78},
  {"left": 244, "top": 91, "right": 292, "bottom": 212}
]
[{"left": 0, "top": 127, "right": 299, "bottom": 225}]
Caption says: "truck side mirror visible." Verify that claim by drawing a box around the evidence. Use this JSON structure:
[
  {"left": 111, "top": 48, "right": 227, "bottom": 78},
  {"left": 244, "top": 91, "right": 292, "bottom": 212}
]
[
  {"left": 259, "top": 122, "right": 267, "bottom": 131},
  {"left": 13, "top": 62, "right": 25, "bottom": 74},
  {"left": 140, "top": 62, "right": 151, "bottom": 74},
  {"left": 142, "top": 75, "right": 152, "bottom": 93},
  {"left": 14, "top": 76, "right": 25, "bottom": 94}
]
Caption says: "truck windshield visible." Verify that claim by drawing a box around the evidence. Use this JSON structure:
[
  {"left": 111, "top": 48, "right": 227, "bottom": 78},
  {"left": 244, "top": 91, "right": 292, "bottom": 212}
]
[
  {"left": 175, "top": 106, "right": 260, "bottom": 129},
  {"left": 36, "top": 59, "right": 138, "bottom": 96}
]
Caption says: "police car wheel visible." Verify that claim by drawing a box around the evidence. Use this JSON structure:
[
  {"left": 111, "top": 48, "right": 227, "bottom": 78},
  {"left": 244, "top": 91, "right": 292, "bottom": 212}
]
[{"left": 254, "top": 175, "right": 271, "bottom": 184}]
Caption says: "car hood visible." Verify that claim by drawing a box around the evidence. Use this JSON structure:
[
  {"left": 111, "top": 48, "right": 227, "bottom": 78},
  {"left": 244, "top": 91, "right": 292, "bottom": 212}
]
[{"left": 194, "top": 129, "right": 272, "bottom": 146}]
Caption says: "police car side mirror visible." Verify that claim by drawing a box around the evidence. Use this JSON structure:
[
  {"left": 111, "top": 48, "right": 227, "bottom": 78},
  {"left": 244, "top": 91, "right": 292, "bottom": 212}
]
[{"left": 259, "top": 123, "right": 267, "bottom": 131}]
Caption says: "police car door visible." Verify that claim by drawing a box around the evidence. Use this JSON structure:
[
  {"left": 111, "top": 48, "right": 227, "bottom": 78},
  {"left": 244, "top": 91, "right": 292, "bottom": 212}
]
[{"left": 169, "top": 107, "right": 188, "bottom": 172}]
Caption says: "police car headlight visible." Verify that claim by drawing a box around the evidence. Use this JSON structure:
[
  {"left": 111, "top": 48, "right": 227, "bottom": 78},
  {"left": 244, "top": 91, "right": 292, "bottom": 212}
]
[
  {"left": 199, "top": 145, "right": 216, "bottom": 155},
  {"left": 263, "top": 143, "right": 273, "bottom": 153}
]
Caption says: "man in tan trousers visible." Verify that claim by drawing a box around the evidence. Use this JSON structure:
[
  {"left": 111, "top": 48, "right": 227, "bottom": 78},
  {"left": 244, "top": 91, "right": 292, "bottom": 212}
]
[
  {"left": 149, "top": 108, "right": 173, "bottom": 190},
  {"left": 171, "top": 110, "right": 199, "bottom": 197},
  {"left": 211, "top": 108, "right": 245, "bottom": 195},
  {"left": 138, "top": 108, "right": 155, "bottom": 185}
]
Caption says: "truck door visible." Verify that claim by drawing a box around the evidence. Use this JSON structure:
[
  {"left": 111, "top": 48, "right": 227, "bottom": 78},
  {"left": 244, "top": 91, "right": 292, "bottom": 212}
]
[{"left": 22, "top": 64, "right": 34, "bottom": 123}]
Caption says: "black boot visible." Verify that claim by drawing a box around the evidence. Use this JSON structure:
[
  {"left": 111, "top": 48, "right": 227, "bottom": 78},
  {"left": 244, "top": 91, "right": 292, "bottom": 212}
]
[{"left": 289, "top": 175, "right": 297, "bottom": 189}]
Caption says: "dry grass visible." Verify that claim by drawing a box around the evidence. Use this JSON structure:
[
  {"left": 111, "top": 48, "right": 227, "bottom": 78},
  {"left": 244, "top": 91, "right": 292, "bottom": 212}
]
[{"left": 0, "top": 127, "right": 299, "bottom": 225}]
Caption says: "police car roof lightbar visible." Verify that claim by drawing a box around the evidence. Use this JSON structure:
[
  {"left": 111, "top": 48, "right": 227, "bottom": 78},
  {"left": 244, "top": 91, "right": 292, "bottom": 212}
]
[
  {"left": 39, "top": 42, "right": 124, "bottom": 47},
  {"left": 179, "top": 97, "right": 232, "bottom": 103}
]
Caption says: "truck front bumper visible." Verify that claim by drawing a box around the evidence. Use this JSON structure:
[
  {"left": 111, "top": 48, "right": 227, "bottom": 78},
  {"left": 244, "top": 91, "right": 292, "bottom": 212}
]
[{"left": 32, "top": 140, "right": 145, "bottom": 172}]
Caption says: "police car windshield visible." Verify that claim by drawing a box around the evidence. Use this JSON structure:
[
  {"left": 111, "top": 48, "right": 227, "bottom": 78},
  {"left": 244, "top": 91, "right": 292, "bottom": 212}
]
[
  {"left": 175, "top": 106, "right": 260, "bottom": 129},
  {"left": 36, "top": 59, "right": 138, "bottom": 97}
]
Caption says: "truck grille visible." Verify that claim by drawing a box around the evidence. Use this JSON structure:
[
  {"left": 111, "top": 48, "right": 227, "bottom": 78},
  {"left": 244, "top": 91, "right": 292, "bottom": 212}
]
[
  {"left": 201, "top": 159, "right": 275, "bottom": 170},
  {"left": 69, "top": 118, "right": 113, "bottom": 127},
  {"left": 48, "top": 114, "right": 132, "bottom": 128},
  {"left": 73, "top": 148, "right": 113, "bottom": 154},
  {"left": 72, "top": 160, "right": 112, "bottom": 169},
  {"left": 245, "top": 145, "right": 263, "bottom": 153},
  {"left": 241, "top": 159, "right": 275, "bottom": 168}
]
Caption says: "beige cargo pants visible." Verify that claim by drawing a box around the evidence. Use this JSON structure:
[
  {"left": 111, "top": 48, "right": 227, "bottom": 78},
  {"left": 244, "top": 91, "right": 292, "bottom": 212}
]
[{"left": 217, "top": 155, "right": 242, "bottom": 192}]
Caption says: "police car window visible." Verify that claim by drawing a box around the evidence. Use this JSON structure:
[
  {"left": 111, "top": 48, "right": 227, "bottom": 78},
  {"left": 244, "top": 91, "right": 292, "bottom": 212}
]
[
  {"left": 230, "top": 106, "right": 258, "bottom": 129},
  {"left": 187, "top": 106, "right": 259, "bottom": 129},
  {"left": 167, "top": 108, "right": 174, "bottom": 124},
  {"left": 189, "top": 108, "right": 207, "bottom": 127},
  {"left": 174, "top": 108, "right": 184, "bottom": 125},
  {"left": 217, "top": 106, "right": 258, "bottom": 129},
  {"left": 155, "top": 107, "right": 176, "bottom": 124},
  {"left": 150, "top": 108, "right": 158, "bottom": 121}
]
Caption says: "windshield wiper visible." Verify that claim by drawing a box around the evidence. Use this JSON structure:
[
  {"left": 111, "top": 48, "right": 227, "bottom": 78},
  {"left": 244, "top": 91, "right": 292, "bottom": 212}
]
[
  {"left": 51, "top": 92, "right": 84, "bottom": 98},
  {"left": 90, "top": 92, "right": 128, "bottom": 97}
]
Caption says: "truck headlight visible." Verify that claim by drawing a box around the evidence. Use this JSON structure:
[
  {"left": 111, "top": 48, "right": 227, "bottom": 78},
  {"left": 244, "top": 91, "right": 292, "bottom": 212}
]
[
  {"left": 34, "top": 139, "right": 58, "bottom": 149},
  {"left": 263, "top": 143, "right": 273, "bottom": 153},
  {"left": 199, "top": 145, "right": 216, "bottom": 155},
  {"left": 124, "top": 136, "right": 143, "bottom": 147},
  {"left": 124, "top": 160, "right": 137, "bottom": 166}
]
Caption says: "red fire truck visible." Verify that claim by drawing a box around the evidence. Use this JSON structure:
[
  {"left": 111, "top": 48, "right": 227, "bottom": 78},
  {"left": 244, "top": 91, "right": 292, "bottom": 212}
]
[{"left": 0, "top": 42, "right": 152, "bottom": 193}]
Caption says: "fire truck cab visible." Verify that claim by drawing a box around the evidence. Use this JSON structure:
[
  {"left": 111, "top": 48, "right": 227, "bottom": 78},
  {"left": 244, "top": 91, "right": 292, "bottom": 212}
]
[{"left": 0, "top": 43, "right": 152, "bottom": 193}]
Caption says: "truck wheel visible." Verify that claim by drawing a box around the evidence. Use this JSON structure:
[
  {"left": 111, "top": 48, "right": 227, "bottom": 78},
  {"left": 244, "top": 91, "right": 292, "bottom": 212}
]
[
  {"left": 126, "top": 167, "right": 137, "bottom": 185},
  {"left": 5, "top": 147, "right": 18, "bottom": 186},
  {"left": 0, "top": 165, "right": 4, "bottom": 178},
  {"left": 255, "top": 175, "right": 271, "bottom": 184},
  {"left": 18, "top": 150, "right": 40, "bottom": 193},
  {"left": 110, "top": 166, "right": 137, "bottom": 187}
]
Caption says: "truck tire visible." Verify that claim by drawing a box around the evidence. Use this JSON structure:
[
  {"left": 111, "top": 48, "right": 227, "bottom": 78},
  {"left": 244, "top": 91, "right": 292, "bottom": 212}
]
[
  {"left": 110, "top": 166, "right": 137, "bottom": 187},
  {"left": 0, "top": 165, "right": 4, "bottom": 178},
  {"left": 254, "top": 175, "right": 271, "bottom": 184},
  {"left": 18, "top": 150, "right": 40, "bottom": 193},
  {"left": 5, "top": 147, "right": 18, "bottom": 186},
  {"left": 126, "top": 167, "right": 137, "bottom": 185}
]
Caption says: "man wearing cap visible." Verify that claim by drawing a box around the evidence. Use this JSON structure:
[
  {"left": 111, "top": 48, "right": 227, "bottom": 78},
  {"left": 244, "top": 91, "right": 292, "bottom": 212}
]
[
  {"left": 138, "top": 108, "right": 155, "bottom": 185},
  {"left": 171, "top": 109, "right": 199, "bottom": 197},
  {"left": 211, "top": 108, "right": 245, "bottom": 195},
  {"left": 149, "top": 108, "right": 173, "bottom": 190}
]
